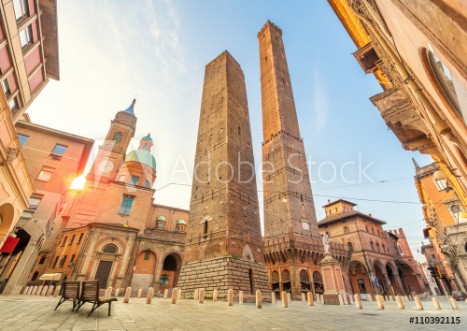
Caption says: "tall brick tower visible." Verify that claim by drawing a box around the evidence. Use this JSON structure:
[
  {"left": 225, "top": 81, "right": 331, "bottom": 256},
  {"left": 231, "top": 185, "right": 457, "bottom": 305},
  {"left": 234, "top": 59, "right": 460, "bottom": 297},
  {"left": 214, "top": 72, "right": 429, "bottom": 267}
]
[
  {"left": 259, "top": 21, "right": 324, "bottom": 299},
  {"left": 177, "top": 51, "right": 270, "bottom": 300}
]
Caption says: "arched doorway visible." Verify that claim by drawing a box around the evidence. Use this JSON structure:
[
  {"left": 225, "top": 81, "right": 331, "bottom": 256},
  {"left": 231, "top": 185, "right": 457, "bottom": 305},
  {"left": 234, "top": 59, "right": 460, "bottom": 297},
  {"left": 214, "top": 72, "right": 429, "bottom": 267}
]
[
  {"left": 281, "top": 269, "right": 291, "bottom": 292},
  {"left": 271, "top": 271, "right": 280, "bottom": 297},
  {"left": 398, "top": 262, "right": 423, "bottom": 295},
  {"left": 300, "top": 269, "right": 311, "bottom": 293},
  {"left": 94, "top": 244, "right": 118, "bottom": 288},
  {"left": 386, "top": 264, "right": 399, "bottom": 294},
  {"left": 313, "top": 271, "right": 323, "bottom": 296},
  {"left": 160, "top": 253, "right": 181, "bottom": 291},
  {"left": 374, "top": 262, "right": 388, "bottom": 295},
  {"left": 130, "top": 250, "right": 157, "bottom": 289},
  {"left": 348, "top": 260, "right": 372, "bottom": 299}
]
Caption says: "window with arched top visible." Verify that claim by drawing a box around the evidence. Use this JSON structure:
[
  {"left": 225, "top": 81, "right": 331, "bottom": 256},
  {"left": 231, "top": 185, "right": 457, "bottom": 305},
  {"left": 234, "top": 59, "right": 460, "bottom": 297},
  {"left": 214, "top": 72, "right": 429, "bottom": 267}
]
[
  {"left": 113, "top": 132, "right": 123, "bottom": 143},
  {"left": 423, "top": 48, "right": 467, "bottom": 124},
  {"left": 103, "top": 244, "right": 117, "bottom": 254},
  {"left": 347, "top": 242, "right": 353, "bottom": 253},
  {"left": 344, "top": 226, "right": 349, "bottom": 234},
  {"left": 370, "top": 241, "right": 374, "bottom": 251}
]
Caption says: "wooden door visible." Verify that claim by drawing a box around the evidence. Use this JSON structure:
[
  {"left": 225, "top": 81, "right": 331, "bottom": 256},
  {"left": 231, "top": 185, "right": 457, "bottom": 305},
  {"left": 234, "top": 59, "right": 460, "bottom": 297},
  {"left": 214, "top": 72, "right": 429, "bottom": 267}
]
[{"left": 95, "top": 260, "right": 112, "bottom": 288}]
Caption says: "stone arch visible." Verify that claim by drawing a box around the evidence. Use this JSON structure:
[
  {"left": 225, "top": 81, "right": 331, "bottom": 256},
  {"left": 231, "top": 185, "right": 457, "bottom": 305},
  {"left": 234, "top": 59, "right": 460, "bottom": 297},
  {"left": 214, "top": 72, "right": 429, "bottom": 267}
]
[
  {"left": 281, "top": 269, "right": 291, "bottom": 292},
  {"left": 160, "top": 253, "right": 182, "bottom": 290},
  {"left": 300, "top": 269, "right": 311, "bottom": 292},
  {"left": 385, "top": 261, "right": 400, "bottom": 294},
  {"left": 96, "top": 236, "right": 125, "bottom": 254},
  {"left": 373, "top": 260, "right": 388, "bottom": 295},
  {"left": 397, "top": 262, "right": 421, "bottom": 295},
  {"left": 0, "top": 203, "right": 15, "bottom": 240},
  {"left": 312, "top": 271, "right": 323, "bottom": 295},
  {"left": 271, "top": 270, "right": 280, "bottom": 295},
  {"left": 102, "top": 244, "right": 118, "bottom": 254},
  {"left": 348, "top": 260, "right": 372, "bottom": 298}
]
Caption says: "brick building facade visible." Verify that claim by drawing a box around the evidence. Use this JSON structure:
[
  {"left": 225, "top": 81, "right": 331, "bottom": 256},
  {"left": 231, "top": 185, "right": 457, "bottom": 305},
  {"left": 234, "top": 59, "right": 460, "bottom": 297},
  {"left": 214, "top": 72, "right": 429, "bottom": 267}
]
[
  {"left": 318, "top": 199, "right": 425, "bottom": 298},
  {"left": 24, "top": 101, "right": 189, "bottom": 294}
]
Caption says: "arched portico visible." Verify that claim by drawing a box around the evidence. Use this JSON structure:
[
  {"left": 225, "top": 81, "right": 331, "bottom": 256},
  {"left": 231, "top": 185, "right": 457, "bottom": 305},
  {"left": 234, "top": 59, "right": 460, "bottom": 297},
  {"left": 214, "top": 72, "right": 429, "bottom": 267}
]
[{"left": 348, "top": 260, "right": 373, "bottom": 299}]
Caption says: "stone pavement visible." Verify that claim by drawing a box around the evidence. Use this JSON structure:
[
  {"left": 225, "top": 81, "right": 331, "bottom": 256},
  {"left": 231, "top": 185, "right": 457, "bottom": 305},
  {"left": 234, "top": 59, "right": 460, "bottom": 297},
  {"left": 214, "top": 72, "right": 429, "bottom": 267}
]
[{"left": 0, "top": 295, "right": 466, "bottom": 331}]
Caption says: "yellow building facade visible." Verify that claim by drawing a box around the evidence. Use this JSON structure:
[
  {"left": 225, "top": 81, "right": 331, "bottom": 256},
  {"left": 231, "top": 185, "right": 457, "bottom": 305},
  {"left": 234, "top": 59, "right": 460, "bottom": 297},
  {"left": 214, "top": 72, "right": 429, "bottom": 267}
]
[{"left": 328, "top": 0, "right": 467, "bottom": 293}]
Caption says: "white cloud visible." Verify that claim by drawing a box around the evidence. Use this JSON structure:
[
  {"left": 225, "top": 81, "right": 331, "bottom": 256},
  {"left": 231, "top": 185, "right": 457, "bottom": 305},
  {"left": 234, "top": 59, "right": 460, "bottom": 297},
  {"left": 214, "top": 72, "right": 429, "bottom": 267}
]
[{"left": 312, "top": 62, "right": 329, "bottom": 134}]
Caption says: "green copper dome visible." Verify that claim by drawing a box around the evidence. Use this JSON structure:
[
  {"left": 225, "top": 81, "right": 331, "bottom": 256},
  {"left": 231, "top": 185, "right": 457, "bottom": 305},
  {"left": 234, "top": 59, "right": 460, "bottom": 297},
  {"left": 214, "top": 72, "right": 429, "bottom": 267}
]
[
  {"left": 176, "top": 219, "right": 186, "bottom": 225},
  {"left": 156, "top": 216, "right": 166, "bottom": 221},
  {"left": 142, "top": 133, "right": 153, "bottom": 142},
  {"left": 125, "top": 149, "right": 156, "bottom": 170}
]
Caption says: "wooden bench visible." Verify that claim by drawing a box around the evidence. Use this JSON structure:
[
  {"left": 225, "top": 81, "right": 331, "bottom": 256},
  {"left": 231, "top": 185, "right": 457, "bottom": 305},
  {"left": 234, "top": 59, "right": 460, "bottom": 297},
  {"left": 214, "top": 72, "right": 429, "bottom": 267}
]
[
  {"left": 75, "top": 280, "right": 117, "bottom": 317},
  {"left": 54, "top": 281, "right": 80, "bottom": 312}
]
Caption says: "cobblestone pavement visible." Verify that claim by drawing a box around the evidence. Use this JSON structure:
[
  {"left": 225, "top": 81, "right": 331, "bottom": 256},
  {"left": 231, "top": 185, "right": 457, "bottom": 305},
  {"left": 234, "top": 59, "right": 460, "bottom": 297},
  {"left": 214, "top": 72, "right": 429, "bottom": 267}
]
[{"left": 0, "top": 295, "right": 466, "bottom": 331}]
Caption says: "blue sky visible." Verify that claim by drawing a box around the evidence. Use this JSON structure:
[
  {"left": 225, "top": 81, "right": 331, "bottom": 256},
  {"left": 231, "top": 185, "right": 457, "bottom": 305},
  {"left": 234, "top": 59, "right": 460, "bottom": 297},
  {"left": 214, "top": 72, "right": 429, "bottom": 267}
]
[{"left": 28, "top": 0, "right": 432, "bottom": 260}]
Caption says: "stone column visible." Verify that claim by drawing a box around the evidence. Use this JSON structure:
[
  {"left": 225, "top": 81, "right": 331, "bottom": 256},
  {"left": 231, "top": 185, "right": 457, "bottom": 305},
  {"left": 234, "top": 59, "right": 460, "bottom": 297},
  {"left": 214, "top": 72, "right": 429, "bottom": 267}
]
[
  {"left": 271, "top": 291, "right": 276, "bottom": 305},
  {"left": 432, "top": 296, "right": 441, "bottom": 310},
  {"left": 256, "top": 290, "right": 262, "bottom": 308},
  {"left": 375, "top": 295, "right": 384, "bottom": 310},
  {"left": 163, "top": 289, "right": 168, "bottom": 299},
  {"left": 171, "top": 288, "right": 178, "bottom": 304},
  {"left": 307, "top": 292, "right": 314, "bottom": 306},
  {"left": 395, "top": 295, "right": 405, "bottom": 309},
  {"left": 449, "top": 297, "right": 459, "bottom": 310},
  {"left": 414, "top": 296, "right": 424, "bottom": 310},
  {"left": 239, "top": 291, "right": 244, "bottom": 304},
  {"left": 213, "top": 289, "right": 218, "bottom": 301},
  {"left": 137, "top": 289, "right": 142, "bottom": 298},
  {"left": 123, "top": 287, "right": 132, "bottom": 303},
  {"left": 281, "top": 291, "right": 288, "bottom": 308},
  {"left": 146, "top": 287, "right": 154, "bottom": 304},
  {"left": 227, "top": 289, "right": 234, "bottom": 306},
  {"left": 354, "top": 293, "right": 363, "bottom": 309},
  {"left": 199, "top": 288, "right": 205, "bottom": 304}
]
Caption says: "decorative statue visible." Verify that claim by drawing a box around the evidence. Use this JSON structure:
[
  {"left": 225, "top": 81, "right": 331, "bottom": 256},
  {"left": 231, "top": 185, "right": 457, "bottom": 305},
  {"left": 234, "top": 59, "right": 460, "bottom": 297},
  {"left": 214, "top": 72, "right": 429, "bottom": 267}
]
[{"left": 322, "top": 233, "right": 331, "bottom": 255}]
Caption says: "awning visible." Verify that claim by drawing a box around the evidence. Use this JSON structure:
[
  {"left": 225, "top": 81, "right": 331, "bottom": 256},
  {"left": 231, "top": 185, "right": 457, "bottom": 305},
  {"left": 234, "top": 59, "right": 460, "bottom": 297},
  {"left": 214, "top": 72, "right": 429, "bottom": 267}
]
[
  {"left": 39, "top": 273, "right": 62, "bottom": 281},
  {"left": 0, "top": 236, "right": 20, "bottom": 253}
]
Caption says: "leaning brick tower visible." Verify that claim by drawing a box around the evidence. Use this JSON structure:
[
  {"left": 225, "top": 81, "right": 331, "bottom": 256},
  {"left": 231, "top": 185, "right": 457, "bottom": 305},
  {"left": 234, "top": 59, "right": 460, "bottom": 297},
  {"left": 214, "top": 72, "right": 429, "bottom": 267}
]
[
  {"left": 177, "top": 51, "right": 270, "bottom": 300},
  {"left": 259, "top": 21, "right": 324, "bottom": 299}
]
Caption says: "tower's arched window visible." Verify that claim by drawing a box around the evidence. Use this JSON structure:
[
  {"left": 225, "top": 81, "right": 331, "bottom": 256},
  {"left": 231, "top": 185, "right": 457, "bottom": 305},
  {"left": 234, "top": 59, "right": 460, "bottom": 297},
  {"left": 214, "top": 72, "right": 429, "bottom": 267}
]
[
  {"left": 344, "top": 226, "right": 349, "bottom": 234},
  {"left": 113, "top": 132, "right": 123, "bottom": 143}
]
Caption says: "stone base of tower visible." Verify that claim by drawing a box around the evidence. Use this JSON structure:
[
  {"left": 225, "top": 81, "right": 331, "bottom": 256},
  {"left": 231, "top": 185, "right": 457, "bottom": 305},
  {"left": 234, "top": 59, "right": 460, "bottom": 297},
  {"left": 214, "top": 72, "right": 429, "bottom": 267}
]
[{"left": 178, "top": 256, "right": 271, "bottom": 302}]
